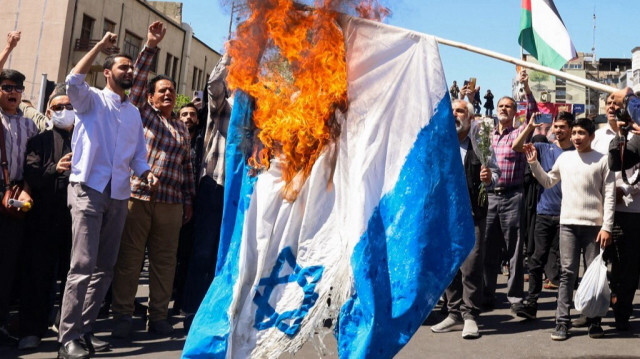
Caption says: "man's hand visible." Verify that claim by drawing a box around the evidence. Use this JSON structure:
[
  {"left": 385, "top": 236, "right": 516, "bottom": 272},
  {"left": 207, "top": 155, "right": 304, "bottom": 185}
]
[
  {"left": 523, "top": 143, "right": 537, "bottom": 163},
  {"left": 519, "top": 70, "right": 531, "bottom": 93},
  {"left": 611, "top": 87, "right": 634, "bottom": 108},
  {"left": 146, "top": 21, "right": 166, "bottom": 48},
  {"left": 99, "top": 32, "right": 118, "bottom": 53},
  {"left": 6, "top": 31, "right": 20, "bottom": 49},
  {"left": 183, "top": 204, "right": 193, "bottom": 225},
  {"left": 480, "top": 166, "right": 491, "bottom": 185},
  {"left": 596, "top": 230, "right": 612, "bottom": 248},
  {"left": 56, "top": 152, "right": 73, "bottom": 173},
  {"left": 140, "top": 170, "right": 160, "bottom": 192},
  {"left": 527, "top": 112, "right": 544, "bottom": 129}
]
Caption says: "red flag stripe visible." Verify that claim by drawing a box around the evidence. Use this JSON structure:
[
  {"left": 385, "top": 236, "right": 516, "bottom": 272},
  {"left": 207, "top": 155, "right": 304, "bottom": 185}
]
[{"left": 522, "top": 0, "right": 532, "bottom": 11}]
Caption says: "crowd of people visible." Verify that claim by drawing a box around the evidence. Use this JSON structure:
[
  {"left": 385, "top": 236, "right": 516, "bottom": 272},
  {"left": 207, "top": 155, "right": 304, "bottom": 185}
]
[
  {"left": 436, "top": 70, "right": 640, "bottom": 342},
  {"left": 1, "top": 18, "right": 640, "bottom": 359},
  {"left": 0, "top": 22, "right": 231, "bottom": 359}
]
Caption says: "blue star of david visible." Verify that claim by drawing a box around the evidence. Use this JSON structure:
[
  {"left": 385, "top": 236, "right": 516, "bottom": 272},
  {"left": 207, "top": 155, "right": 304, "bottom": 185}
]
[{"left": 253, "top": 246, "right": 324, "bottom": 337}]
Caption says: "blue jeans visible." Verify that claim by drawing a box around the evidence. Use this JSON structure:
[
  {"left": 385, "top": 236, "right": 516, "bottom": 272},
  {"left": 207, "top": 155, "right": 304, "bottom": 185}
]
[
  {"left": 555, "top": 224, "right": 600, "bottom": 325},
  {"left": 182, "top": 176, "right": 225, "bottom": 314}
]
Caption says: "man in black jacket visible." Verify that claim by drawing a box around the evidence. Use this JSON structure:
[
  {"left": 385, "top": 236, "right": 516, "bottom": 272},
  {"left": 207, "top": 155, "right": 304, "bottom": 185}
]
[
  {"left": 19, "top": 85, "right": 75, "bottom": 350},
  {"left": 431, "top": 99, "right": 500, "bottom": 339}
]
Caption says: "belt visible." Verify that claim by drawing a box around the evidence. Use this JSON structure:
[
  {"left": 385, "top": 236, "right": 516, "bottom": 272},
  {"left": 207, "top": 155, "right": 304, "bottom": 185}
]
[{"left": 488, "top": 186, "right": 522, "bottom": 195}]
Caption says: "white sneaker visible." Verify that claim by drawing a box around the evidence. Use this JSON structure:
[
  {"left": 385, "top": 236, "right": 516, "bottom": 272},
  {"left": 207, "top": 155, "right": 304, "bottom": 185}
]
[
  {"left": 431, "top": 316, "right": 464, "bottom": 333},
  {"left": 18, "top": 335, "right": 41, "bottom": 350},
  {"left": 462, "top": 319, "right": 480, "bottom": 339}
]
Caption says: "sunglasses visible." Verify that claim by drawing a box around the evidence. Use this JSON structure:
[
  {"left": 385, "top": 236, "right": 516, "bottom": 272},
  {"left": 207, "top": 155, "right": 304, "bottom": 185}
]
[
  {"left": 1, "top": 84, "right": 25, "bottom": 93},
  {"left": 51, "top": 103, "right": 74, "bottom": 111}
]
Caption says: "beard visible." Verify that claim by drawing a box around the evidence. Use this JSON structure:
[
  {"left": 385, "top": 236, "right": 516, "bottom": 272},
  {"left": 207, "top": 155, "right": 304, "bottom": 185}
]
[{"left": 114, "top": 76, "right": 133, "bottom": 90}]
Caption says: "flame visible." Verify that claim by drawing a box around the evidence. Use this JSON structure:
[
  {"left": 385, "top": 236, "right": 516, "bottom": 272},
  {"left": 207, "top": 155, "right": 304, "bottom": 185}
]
[{"left": 226, "top": 0, "right": 389, "bottom": 200}]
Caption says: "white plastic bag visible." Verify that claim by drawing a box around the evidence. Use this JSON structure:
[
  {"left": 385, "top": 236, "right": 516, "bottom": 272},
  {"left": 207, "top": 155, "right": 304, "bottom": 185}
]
[{"left": 574, "top": 249, "right": 611, "bottom": 318}]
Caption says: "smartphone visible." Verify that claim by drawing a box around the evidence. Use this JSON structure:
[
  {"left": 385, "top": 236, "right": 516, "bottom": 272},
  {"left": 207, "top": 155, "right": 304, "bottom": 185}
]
[
  {"left": 535, "top": 113, "right": 553, "bottom": 124},
  {"left": 468, "top": 77, "right": 477, "bottom": 91}
]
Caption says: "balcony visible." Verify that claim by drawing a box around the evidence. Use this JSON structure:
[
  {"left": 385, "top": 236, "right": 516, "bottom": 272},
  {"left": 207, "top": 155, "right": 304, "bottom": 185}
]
[{"left": 74, "top": 38, "right": 120, "bottom": 54}]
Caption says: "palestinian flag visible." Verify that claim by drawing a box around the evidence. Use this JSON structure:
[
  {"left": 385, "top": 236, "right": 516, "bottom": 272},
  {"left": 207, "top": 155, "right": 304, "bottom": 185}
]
[{"left": 519, "top": 0, "right": 577, "bottom": 70}]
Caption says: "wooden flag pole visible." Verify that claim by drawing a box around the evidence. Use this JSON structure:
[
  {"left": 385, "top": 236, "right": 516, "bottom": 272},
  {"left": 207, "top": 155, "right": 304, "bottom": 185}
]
[{"left": 345, "top": 14, "right": 618, "bottom": 94}]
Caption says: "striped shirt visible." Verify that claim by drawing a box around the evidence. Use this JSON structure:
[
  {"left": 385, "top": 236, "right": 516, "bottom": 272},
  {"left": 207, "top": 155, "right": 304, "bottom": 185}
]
[
  {"left": 0, "top": 109, "right": 38, "bottom": 182},
  {"left": 201, "top": 54, "right": 231, "bottom": 186},
  {"left": 129, "top": 46, "right": 195, "bottom": 205},
  {"left": 492, "top": 92, "right": 538, "bottom": 187}
]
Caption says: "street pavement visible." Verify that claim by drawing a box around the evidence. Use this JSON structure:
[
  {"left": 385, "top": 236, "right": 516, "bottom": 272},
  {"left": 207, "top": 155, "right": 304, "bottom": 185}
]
[{"left": 3, "top": 271, "right": 639, "bottom": 359}]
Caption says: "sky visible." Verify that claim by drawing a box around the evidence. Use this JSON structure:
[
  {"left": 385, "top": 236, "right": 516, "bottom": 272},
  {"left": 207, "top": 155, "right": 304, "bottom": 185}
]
[{"left": 164, "top": 0, "right": 639, "bottom": 99}]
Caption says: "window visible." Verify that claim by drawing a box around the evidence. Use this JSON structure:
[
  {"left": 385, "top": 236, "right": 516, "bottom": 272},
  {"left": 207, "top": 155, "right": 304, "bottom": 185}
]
[
  {"left": 80, "top": 15, "right": 95, "bottom": 42},
  {"left": 569, "top": 63, "right": 583, "bottom": 70},
  {"left": 192, "top": 67, "right": 203, "bottom": 91},
  {"left": 122, "top": 31, "right": 142, "bottom": 60},
  {"left": 103, "top": 19, "right": 116, "bottom": 36},
  {"left": 165, "top": 53, "right": 179, "bottom": 79},
  {"left": 172, "top": 57, "right": 179, "bottom": 81}
]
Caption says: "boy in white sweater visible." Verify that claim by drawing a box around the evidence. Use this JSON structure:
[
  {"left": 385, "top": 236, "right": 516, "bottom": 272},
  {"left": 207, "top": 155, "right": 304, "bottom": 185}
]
[{"left": 524, "top": 118, "right": 615, "bottom": 341}]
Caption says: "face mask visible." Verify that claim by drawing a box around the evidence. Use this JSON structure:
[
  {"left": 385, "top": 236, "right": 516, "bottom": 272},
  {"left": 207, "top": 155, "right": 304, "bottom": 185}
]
[{"left": 51, "top": 109, "right": 75, "bottom": 129}]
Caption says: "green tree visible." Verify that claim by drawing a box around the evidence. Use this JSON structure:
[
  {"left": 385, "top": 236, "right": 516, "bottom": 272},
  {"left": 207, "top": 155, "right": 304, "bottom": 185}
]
[{"left": 174, "top": 94, "right": 191, "bottom": 113}]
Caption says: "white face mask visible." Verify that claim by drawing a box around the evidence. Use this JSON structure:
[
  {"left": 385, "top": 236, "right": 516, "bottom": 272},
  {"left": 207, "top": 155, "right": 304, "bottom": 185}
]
[{"left": 51, "top": 109, "right": 75, "bottom": 129}]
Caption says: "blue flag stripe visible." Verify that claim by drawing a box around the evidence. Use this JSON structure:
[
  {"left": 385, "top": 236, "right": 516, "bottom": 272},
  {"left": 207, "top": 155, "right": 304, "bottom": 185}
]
[{"left": 337, "top": 94, "right": 475, "bottom": 358}]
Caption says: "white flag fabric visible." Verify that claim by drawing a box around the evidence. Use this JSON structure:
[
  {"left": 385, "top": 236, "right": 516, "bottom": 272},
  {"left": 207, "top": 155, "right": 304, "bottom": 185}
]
[{"left": 182, "top": 15, "right": 475, "bottom": 359}]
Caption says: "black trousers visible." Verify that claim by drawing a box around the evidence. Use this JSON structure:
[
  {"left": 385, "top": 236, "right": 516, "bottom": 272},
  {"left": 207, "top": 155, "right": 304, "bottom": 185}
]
[
  {"left": 525, "top": 214, "right": 560, "bottom": 302},
  {"left": 19, "top": 205, "right": 72, "bottom": 337},
  {"left": 0, "top": 215, "right": 25, "bottom": 327},
  {"left": 608, "top": 211, "right": 640, "bottom": 322}
]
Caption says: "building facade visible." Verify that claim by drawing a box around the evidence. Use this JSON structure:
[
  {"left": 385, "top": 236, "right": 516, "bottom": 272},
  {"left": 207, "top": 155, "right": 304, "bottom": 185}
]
[{"left": 0, "top": 0, "right": 221, "bottom": 110}]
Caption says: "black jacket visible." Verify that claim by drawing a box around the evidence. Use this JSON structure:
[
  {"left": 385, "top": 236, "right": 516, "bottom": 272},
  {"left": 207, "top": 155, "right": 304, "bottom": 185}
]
[{"left": 464, "top": 139, "right": 488, "bottom": 222}]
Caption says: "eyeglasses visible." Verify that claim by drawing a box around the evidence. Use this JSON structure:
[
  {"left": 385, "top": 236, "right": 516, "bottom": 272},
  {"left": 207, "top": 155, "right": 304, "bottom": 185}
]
[
  {"left": 50, "top": 103, "right": 74, "bottom": 111},
  {"left": 0, "top": 84, "right": 25, "bottom": 93}
]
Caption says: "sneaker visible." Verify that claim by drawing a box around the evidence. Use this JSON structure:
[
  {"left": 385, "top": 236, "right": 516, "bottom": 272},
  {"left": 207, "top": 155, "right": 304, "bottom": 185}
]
[
  {"left": 572, "top": 315, "right": 589, "bottom": 328},
  {"left": 461, "top": 319, "right": 480, "bottom": 339},
  {"left": 588, "top": 323, "right": 604, "bottom": 338},
  {"left": 543, "top": 280, "right": 559, "bottom": 290},
  {"left": 551, "top": 324, "right": 568, "bottom": 341},
  {"left": 513, "top": 301, "right": 537, "bottom": 320},
  {"left": 148, "top": 319, "right": 174, "bottom": 336},
  {"left": 111, "top": 316, "right": 133, "bottom": 338},
  {"left": 431, "top": 316, "right": 464, "bottom": 333},
  {"left": 18, "top": 335, "right": 41, "bottom": 350},
  {"left": 615, "top": 319, "right": 631, "bottom": 331}
]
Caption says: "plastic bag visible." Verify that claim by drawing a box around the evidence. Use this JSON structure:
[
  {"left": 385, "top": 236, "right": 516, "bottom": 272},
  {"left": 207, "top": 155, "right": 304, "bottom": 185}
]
[{"left": 574, "top": 249, "right": 611, "bottom": 318}]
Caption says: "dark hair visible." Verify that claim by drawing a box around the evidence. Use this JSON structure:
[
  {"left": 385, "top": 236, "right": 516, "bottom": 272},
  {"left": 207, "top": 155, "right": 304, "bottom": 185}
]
[
  {"left": 48, "top": 83, "right": 68, "bottom": 105},
  {"left": 147, "top": 74, "right": 176, "bottom": 95},
  {"left": 554, "top": 111, "right": 575, "bottom": 127},
  {"left": 573, "top": 117, "right": 595, "bottom": 135},
  {"left": 179, "top": 102, "right": 198, "bottom": 113},
  {"left": 0, "top": 69, "right": 26, "bottom": 87},
  {"left": 497, "top": 96, "right": 517, "bottom": 109},
  {"left": 103, "top": 53, "right": 133, "bottom": 70},
  {"left": 531, "top": 134, "right": 549, "bottom": 144}
]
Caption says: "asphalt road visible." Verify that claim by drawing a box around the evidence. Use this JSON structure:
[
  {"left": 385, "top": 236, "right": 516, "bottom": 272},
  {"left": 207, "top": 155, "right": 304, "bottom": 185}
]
[{"left": 3, "top": 272, "right": 639, "bottom": 359}]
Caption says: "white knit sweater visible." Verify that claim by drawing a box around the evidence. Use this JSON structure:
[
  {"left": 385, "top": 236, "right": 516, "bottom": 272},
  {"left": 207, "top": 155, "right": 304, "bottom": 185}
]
[{"left": 529, "top": 149, "right": 615, "bottom": 232}]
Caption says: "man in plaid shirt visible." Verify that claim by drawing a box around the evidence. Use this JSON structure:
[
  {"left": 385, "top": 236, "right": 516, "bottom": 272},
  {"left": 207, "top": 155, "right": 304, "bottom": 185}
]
[
  {"left": 481, "top": 70, "right": 538, "bottom": 312},
  {"left": 111, "top": 21, "right": 195, "bottom": 337}
]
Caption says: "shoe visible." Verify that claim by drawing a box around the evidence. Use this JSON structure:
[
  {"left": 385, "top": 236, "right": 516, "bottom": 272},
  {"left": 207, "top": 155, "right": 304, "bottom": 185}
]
[
  {"left": 57, "top": 339, "right": 90, "bottom": 359},
  {"left": 133, "top": 300, "right": 149, "bottom": 320},
  {"left": 184, "top": 313, "right": 195, "bottom": 334},
  {"left": 148, "top": 319, "right": 174, "bottom": 336},
  {"left": 431, "top": 316, "right": 464, "bottom": 333},
  {"left": 0, "top": 325, "right": 18, "bottom": 346},
  {"left": 550, "top": 324, "right": 568, "bottom": 341},
  {"left": 18, "top": 335, "right": 41, "bottom": 350},
  {"left": 111, "top": 316, "right": 133, "bottom": 338},
  {"left": 615, "top": 318, "right": 631, "bottom": 331},
  {"left": 588, "top": 323, "right": 604, "bottom": 338},
  {"left": 502, "top": 264, "right": 509, "bottom": 276},
  {"left": 82, "top": 332, "right": 110, "bottom": 353},
  {"left": 462, "top": 319, "right": 480, "bottom": 339},
  {"left": 513, "top": 301, "right": 537, "bottom": 320},
  {"left": 572, "top": 315, "right": 589, "bottom": 328}
]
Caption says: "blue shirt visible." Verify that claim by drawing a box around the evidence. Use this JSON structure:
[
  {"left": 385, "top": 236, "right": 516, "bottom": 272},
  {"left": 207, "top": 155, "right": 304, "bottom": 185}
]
[
  {"left": 630, "top": 96, "right": 640, "bottom": 125},
  {"left": 534, "top": 142, "right": 574, "bottom": 215},
  {"left": 66, "top": 73, "right": 150, "bottom": 200}
]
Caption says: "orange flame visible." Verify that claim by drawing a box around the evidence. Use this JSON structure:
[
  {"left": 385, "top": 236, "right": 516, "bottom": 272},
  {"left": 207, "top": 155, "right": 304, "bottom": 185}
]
[{"left": 226, "top": 0, "right": 388, "bottom": 200}]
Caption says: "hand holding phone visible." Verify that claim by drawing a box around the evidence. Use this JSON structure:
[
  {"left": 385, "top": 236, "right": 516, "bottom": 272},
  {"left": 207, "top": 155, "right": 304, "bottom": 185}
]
[{"left": 535, "top": 113, "right": 553, "bottom": 124}]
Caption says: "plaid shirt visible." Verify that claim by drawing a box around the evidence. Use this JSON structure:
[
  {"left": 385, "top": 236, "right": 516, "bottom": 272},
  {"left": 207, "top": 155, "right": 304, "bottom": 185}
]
[
  {"left": 492, "top": 92, "right": 538, "bottom": 187},
  {"left": 129, "top": 46, "right": 195, "bottom": 205},
  {"left": 201, "top": 54, "right": 231, "bottom": 186}
]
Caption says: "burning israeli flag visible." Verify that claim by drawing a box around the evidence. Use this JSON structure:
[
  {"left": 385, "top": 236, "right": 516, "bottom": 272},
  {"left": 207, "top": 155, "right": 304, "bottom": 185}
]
[{"left": 182, "top": 7, "right": 475, "bottom": 359}]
